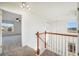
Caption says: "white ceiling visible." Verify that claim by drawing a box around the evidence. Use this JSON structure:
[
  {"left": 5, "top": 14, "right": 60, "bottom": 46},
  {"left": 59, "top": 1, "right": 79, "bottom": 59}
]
[
  {"left": 0, "top": 2, "right": 78, "bottom": 23},
  {"left": 29, "top": 2, "right": 77, "bottom": 22}
]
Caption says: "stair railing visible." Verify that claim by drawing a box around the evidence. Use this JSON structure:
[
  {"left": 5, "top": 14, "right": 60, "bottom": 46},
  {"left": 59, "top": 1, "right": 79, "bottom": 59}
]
[{"left": 36, "top": 31, "right": 78, "bottom": 56}]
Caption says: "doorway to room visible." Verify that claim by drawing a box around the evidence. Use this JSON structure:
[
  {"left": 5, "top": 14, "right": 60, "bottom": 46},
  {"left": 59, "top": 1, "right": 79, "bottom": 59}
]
[{"left": 1, "top": 10, "right": 22, "bottom": 55}]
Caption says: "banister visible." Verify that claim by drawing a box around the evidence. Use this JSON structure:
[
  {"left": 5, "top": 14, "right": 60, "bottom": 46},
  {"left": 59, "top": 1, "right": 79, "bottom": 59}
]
[
  {"left": 47, "top": 32, "right": 77, "bottom": 37},
  {"left": 45, "top": 31, "right": 46, "bottom": 48},
  {"left": 36, "top": 31, "right": 78, "bottom": 55},
  {"left": 36, "top": 32, "right": 40, "bottom": 55},
  {"left": 39, "top": 36, "right": 50, "bottom": 48},
  {"left": 38, "top": 31, "right": 78, "bottom": 37}
]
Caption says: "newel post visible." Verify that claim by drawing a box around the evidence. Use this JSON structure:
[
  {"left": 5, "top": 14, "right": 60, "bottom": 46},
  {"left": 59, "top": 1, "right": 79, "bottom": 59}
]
[
  {"left": 36, "top": 32, "right": 40, "bottom": 55},
  {"left": 45, "top": 31, "right": 46, "bottom": 48}
]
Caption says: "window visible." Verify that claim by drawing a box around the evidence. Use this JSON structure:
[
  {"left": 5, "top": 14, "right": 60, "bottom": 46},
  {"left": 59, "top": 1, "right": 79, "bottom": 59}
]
[
  {"left": 1, "top": 23, "right": 14, "bottom": 32},
  {"left": 67, "top": 20, "right": 77, "bottom": 33}
]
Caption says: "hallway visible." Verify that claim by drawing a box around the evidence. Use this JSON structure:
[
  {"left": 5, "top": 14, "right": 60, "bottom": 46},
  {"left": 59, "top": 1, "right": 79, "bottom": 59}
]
[{"left": 0, "top": 2, "right": 78, "bottom": 56}]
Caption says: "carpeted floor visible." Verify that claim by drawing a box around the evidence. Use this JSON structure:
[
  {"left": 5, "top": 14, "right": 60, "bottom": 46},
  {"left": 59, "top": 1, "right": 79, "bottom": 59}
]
[
  {"left": 3, "top": 46, "right": 36, "bottom": 56},
  {"left": 40, "top": 49, "right": 59, "bottom": 56},
  {"left": 2, "top": 46, "right": 59, "bottom": 56}
]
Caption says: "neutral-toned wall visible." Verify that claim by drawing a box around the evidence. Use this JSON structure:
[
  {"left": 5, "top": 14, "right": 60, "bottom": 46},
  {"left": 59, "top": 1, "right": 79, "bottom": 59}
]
[{"left": 22, "top": 11, "right": 49, "bottom": 50}]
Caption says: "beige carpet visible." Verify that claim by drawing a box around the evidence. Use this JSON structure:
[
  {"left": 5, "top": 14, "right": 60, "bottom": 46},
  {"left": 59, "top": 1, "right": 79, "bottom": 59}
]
[
  {"left": 3, "top": 46, "right": 36, "bottom": 56},
  {"left": 40, "top": 49, "right": 59, "bottom": 56},
  {"left": 2, "top": 46, "right": 59, "bottom": 56}
]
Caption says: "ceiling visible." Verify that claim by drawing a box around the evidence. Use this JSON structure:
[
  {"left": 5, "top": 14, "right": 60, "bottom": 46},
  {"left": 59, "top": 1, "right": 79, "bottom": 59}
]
[
  {"left": 0, "top": 2, "right": 78, "bottom": 23},
  {"left": 30, "top": 2, "right": 77, "bottom": 22}
]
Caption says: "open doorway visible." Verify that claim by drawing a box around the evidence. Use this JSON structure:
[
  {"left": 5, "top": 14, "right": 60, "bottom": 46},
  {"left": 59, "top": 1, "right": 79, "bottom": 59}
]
[{"left": 2, "top": 10, "right": 22, "bottom": 55}]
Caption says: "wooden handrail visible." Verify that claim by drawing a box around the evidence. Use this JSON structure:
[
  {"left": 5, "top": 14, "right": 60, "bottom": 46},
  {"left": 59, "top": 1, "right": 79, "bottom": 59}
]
[
  {"left": 38, "top": 32, "right": 45, "bottom": 35},
  {"left": 47, "top": 32, "right": 77, "bottom": 37},
  {"left": 38, "top": 32, "right": 77, "bottom": 37}
]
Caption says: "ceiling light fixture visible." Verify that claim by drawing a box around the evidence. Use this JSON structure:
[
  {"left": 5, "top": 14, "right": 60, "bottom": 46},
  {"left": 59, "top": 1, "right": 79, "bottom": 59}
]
[
  {"left": 20, "top": 2, "right": 31, "bottom": 11},
  {"left": 20, "top": 2, "right": 26, "bottom": 8}
]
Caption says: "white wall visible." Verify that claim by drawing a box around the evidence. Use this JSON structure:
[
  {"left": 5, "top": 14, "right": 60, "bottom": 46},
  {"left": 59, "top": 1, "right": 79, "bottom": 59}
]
[{"left": 22, "top": 11, "right": 49, "bottom": 50}]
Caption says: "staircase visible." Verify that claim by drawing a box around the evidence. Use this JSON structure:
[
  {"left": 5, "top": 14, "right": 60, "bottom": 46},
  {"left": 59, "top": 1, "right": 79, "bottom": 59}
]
[{"left": 36, "top": 31, "right": 78, "bottom": 56}]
